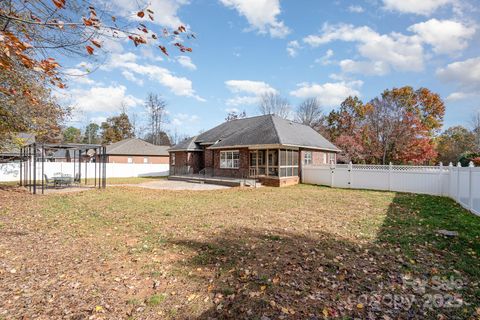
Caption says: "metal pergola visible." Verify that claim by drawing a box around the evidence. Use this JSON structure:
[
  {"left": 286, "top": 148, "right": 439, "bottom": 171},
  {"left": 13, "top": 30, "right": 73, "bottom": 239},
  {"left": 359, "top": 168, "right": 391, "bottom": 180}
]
[{"left": 19, "top": 143, "right": 107, "bottom": 194}]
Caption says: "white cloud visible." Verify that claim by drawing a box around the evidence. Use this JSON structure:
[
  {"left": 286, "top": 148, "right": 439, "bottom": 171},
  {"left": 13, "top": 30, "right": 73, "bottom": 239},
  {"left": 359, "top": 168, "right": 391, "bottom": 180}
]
[
  {"left": 408, "top": 19, "right": 476, "bottom": 54},
  {"left": 176, "top": 55, "right": 197, "bottom": 70},
  {"left": 290, "top": 81, "right": 363, "bottom": 107},
  {"left": 445, "top": 92, "right": 477, "bottom": 101},
  {"left": 106, "top": 0, "right": 189, "bottom": 29},
  {"left": 382, "top": 0, "right": 454, "bottom": 15},
  {"left": 437, "top": 57, "right": 480, "bottom": 99},
  {"left": 339, "top": 59, "right": 390, "bottom": 76},
  {"left": 89, "top": 116, "right": 107, "bottom": 125},
  {"left": 76, "top": 61, "right": 94, "bottom": 70},
  {"left": 64, "top": 68, "right": 95, "bottom": 85},
  {"left": 225, "top": 107, "right": 240, "bottom": 113},
  {"left": 226, "top": 96, "right": 260, "bottom": 106},
  {"left": 303, "top": 23, "right": 424, "bottom": 73},
  {"left": 348, "top": 5, "right": 364, "bottom": 13},
  {"left": 103, "top": 53, "right": 204, "bottom": 101},
  {"left": 304, "top": 21, "right": 475, "bottom": 76},
  {"left": 122, "top": 71, "right": 144, "bottom": 86},
  {"left": 286, "top": 40, "right": 301, "bottom": 57},
  {"left": 225, "top": 80, "right": 277, "bottom": 95},
  {"left": 315, "top": 49, "right": 334, "bottom": 65},
  {"left": 100, "top": 36, "right": 125, "bottom": 54},
  {"left": 225, "top": 80, "right": 277, "bottom": 107},
  {"left": 67, "top": 85, "right": 143, "bottom": 113},
  {"left": 219, "top": 0, "right": 290, "bottom": 38},
  {"left": 171, "top": 113, "right": 199, "bottom": 126}
]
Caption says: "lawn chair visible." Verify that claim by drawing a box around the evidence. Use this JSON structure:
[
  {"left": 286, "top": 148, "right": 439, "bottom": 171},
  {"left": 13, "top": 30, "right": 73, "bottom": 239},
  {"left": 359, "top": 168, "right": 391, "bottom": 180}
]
[{"left": 43, "top": 174, "right": 57, "bottom": 189}]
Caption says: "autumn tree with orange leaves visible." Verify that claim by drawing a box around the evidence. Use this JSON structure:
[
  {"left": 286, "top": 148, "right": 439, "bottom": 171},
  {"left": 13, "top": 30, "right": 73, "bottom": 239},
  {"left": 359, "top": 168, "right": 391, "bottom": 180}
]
[
  {"left": 0, "top": 0, "right": 194, "bottom": 149},
  {"left": 325, "top": 87, "right": 445, "bottom": 165}
]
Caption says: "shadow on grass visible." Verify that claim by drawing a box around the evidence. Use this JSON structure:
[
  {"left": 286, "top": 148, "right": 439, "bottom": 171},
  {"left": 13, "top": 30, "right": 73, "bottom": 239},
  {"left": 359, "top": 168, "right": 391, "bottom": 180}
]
[{"left": 168, "top": 193, "right": 479, "bottom": 319}]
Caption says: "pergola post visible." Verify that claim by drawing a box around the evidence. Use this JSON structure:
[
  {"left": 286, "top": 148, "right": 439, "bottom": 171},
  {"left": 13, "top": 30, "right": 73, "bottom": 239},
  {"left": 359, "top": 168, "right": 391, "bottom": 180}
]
[
  {"left": 94, "top": 147, "right": 97, "bottom": 187},
  {"left": 28, "top": 145, "right": 31, "bottom": 193},
  {"left": 19, "top": 147, "right": 23, "bottom": 186},
  {"left": 79, "top": 150, "right": 82, "bottom": 182},
  {"left": 33, "top": 143, "right": 37, "bottom": 194},
  {"left": 84, "top": 152, "right": 88, "bottom": 185},
  {"left": 103, "top": 146, "right": 107, "bottom": 189},
  {"left": 41, "top": 144, "right": 45, "bottom": 194}
]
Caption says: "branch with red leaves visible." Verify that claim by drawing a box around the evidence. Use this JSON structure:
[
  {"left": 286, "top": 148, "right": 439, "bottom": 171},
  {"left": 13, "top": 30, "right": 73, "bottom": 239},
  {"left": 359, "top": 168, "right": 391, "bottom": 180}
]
[{"left": 0, "top": 0, "right": 195, "bottom": 103}]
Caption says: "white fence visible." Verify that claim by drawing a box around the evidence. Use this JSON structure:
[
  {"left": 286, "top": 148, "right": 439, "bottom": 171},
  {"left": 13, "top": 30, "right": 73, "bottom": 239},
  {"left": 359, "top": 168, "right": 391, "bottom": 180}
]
[
  {"left": 0, "top": 162, "right": 169, "bottom": 182},
  {"left": 302, "top": 163, "right": 480, "bottom": 216}
]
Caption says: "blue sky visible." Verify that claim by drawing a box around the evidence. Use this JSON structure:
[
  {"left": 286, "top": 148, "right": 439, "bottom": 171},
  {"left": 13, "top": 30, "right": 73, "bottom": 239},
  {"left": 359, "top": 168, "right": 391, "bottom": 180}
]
[{"left": 58, "top": 0, "right": 480, "bottom": 137}]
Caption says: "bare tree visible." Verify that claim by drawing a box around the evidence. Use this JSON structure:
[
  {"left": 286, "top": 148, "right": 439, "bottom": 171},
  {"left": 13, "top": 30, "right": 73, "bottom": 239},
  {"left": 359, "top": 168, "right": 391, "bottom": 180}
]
[
  {"left": 295, "top": 98, "right": 324, "bottom": 129},
  {"left": 471, "top": 111, "right": 480, "bottom": 151},
  {"left": 225, "top": 110, "right": 247, "bottom": 121},
  {"left": 258, "top": 92, "right": 291, "bottom": 119},
  {"left": 144, "top": 93, "right": 168, "bottom": 145},
  {"left": 168, "top": 127, "right": 189, "bottom": 146}
]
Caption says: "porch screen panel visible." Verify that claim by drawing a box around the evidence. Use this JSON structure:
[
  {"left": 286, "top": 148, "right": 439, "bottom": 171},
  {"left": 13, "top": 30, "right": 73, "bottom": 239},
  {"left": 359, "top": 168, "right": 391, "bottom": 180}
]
[
  {"left": 268, "top": 150, "right": 278, "bottom": 176},
  {"left": 279, "top": 149, "right": 299, "bottom": 177},
  {"left": 280, "top": 150, "right": 287, "bottom": 166}
]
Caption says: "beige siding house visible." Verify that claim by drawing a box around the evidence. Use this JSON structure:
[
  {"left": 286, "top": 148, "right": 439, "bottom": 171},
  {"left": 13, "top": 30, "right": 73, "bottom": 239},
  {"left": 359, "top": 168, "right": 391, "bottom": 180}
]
[{"left": 106, "top": 138, "right": 169, "bottom": 164}]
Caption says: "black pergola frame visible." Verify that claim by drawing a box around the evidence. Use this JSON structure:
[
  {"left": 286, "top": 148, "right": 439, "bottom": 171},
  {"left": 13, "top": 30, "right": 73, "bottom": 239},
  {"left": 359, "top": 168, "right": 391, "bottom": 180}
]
[{"left": 19, "top": 143, "right": 107, "bottom": 194}]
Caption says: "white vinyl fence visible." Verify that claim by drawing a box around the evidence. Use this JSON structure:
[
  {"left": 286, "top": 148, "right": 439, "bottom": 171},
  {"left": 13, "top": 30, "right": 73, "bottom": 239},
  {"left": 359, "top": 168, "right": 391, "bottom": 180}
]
[
  {"left": 302, "top": 163, "right": 480, "bottom": 216},
  {"left": 0, "top": 162, "right": 169, "bottom": 182}
]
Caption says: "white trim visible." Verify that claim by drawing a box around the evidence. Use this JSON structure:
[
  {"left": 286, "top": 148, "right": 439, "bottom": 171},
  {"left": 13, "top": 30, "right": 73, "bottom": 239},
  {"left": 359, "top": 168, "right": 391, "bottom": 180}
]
[
  {"left": 207, "top": 143, "right": 340, "bottom": 152},
  {"left": 220, "top": 150, "right": 240, "bottom": 169},
  {"left": 168, "top": 149, "right": 202, "bottom": 152}
]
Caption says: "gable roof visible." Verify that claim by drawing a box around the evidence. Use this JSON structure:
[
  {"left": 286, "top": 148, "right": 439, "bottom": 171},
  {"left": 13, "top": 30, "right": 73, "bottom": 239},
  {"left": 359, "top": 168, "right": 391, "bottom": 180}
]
[
  {"left": 106, "top": 138, "right": 169, "bottom": 156},
  {"left": 169, "top": 114, "right": 340, "bottom": 152},
  {"left": 169, "top": 136, "right": 202, "bottom": 151}
]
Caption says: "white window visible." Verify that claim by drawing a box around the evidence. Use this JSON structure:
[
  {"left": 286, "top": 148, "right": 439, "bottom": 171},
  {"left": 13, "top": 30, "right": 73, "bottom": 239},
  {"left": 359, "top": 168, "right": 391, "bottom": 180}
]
[
  {"left": 171, "top": 153, "right": 175, "bottom": 165},
  {"left": 143, "top": 157, "right": 149, "bottom": 164},
  {"left": 220, "top": 150, "right": 240, "bottom": 169},
  {"left": 127, "top": 157, "right": 133, "bottom": 163},
  {"left": 329, "top": 153, "right": 335, "bottom": 164},
  {"left": 323, "top": 153, "right": 327, "bottom": 164},
  {"left": 304, "top": 151, "right": 312, "bottom": 165}
]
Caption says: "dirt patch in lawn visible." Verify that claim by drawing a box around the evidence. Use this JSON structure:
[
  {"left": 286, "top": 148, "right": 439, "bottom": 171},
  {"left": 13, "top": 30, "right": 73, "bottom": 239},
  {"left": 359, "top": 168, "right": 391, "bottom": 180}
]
[{"left": 0, "top": 185, "right": 478, "bottom": 319}]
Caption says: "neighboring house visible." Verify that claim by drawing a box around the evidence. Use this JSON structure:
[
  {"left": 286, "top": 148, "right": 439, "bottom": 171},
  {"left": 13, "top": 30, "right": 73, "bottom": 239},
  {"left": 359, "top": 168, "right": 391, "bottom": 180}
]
[
  {"left": 105, "top": 138, "right": 169, "bottom": 164},
  {"left": 50, "top": 149, "right": 93, "bottom": 162},
  {"left": 0, "top": 133, "right": 35, "bottom": 162},
  {"left": 168, "top": 114, "right": 340, "bottom": 187}
]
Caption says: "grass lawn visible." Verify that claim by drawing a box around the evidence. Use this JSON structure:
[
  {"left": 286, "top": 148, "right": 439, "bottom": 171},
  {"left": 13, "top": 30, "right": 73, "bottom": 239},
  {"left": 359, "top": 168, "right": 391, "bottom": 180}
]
[
  {"left": 0, "top": 176, "right": 166, "bottom": 188},
  {"left": 87, "top": 175, "right": 167, "bottom": 185},
  {"left": 0, "top": 185, "right": 478, "bottom": 319}
]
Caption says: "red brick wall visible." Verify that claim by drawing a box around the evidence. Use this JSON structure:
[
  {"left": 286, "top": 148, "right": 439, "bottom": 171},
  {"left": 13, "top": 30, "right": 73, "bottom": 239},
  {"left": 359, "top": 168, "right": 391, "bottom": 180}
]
[
  {"left": 212, "top": 148, "right": 249, "bottom": 178},
  {"left": 300, "top": 149, "right": 337, "bottom": 166},
  {"left": 190, "top": 152, "right": 202, "bottom": 173},
  {"left": 204, "top": 148, "right": 214, "bottom": 168},
  {"left": 170, "top": 151, "right": 202, "bottom": 174},
  {"left": 107, "top": 155, "right": 169, "bottom": 164}
]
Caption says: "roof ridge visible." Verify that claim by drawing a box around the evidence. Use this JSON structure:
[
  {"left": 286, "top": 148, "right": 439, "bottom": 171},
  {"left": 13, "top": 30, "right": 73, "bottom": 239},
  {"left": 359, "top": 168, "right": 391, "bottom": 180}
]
[{"left": 268, "top": 114, "right": 283, "bottom": 145}]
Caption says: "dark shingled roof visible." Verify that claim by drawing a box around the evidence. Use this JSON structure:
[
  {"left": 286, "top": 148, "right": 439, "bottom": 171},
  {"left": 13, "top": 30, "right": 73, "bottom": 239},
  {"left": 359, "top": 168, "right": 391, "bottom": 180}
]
[
  {"left": 106, "top": 138, "right": 169, "bottom": 156},
  {"left": 168, "top": 136, "right": 202, "bottom": 151},
  {"left": 169, "top": 114, "right": 340, "bottom": 152}
]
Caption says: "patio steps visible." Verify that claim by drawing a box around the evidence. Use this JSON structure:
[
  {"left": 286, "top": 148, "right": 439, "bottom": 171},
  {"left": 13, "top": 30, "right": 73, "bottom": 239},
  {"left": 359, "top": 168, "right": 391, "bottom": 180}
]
[{"left": 168, "top": 175, "right": 261, "bottom": 188}]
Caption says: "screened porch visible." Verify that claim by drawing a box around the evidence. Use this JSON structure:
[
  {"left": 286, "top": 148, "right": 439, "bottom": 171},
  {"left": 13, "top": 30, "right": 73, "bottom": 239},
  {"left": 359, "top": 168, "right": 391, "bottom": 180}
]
[{"left": 248, "top": 149, "right": 299, "bottom": 178}]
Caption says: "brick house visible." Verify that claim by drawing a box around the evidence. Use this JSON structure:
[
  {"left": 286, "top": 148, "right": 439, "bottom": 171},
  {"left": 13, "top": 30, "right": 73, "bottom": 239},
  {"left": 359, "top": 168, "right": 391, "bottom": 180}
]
[
  {"left": 168, "top": 114, "right": 339, "bottom": 187},
  {"left": 105, "top": 138, "right": 169, "bottom": 164}
]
